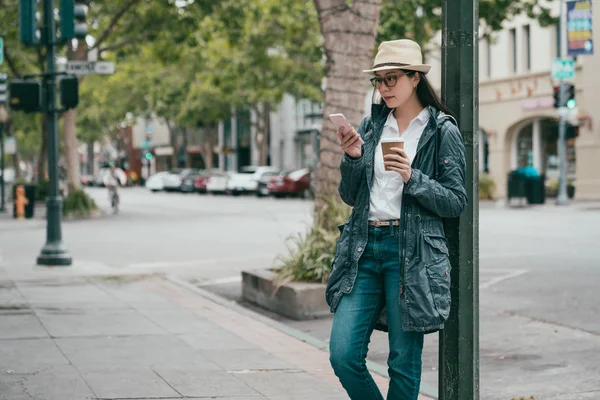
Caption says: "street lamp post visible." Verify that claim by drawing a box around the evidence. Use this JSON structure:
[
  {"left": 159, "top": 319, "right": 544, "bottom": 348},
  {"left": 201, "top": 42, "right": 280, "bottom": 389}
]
[
  {"left": 439, "top": 0, "right": 479, "bottom": 397},
  {"left": 36, "top": 0, "right": 72, "bottom": 266},
  {"left": 0, "top": 105, "right": 7, "bottom": 213}
]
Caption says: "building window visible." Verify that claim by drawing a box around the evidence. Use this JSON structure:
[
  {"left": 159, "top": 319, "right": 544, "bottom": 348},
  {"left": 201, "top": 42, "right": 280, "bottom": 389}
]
[
  {"left": 509, "top": 28, "right": 517, "bottom": 73},
  {"left": 523, "top": 25, "right": 531, "bottom": 71}
]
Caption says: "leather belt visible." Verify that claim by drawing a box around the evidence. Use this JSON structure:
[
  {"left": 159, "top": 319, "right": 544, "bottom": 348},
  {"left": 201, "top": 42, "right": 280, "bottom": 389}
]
[{"left": 368, "top": 220, "right": 400, "bottom": 227}]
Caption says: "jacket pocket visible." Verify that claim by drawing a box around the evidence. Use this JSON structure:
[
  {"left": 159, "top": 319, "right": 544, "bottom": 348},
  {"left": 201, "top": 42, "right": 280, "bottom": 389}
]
[
  {"left": 425, "top": 257, "right": 451, "bottom": 320},
  {"left": 419, "top": 232, "right": 449, "bottom": 265}
]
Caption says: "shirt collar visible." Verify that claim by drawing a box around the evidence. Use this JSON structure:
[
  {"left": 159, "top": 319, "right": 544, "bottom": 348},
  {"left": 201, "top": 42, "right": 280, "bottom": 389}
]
[{"left": 384, "top": 107, "right": 431, "bottom": 132}]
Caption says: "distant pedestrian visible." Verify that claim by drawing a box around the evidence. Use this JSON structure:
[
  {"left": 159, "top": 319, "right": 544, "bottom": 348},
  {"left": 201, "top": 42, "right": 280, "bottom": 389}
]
[{"left": 326, "top": 39, "right": 468, "bottom": 400}]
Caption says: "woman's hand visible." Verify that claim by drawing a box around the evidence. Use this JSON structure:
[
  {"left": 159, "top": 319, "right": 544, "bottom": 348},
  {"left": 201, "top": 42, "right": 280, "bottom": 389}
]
[
  {"left": 384, "top": 148, "right": 412, "bottom": 183},
  {"left": 337, "top": 126, "right": 363, "bottom": 159}
]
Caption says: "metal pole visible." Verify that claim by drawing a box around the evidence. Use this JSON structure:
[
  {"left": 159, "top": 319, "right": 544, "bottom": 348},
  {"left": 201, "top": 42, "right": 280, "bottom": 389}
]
[
  {"left": 557, "top": 0, "right": 570, "bottom": 205},
  {"left": 440, "top": 0, "right": 479, "bottom": 397},
  {"left": 37, "top": 0, "right": 72, "bottom": 266},
  {"left": 0, "top": 120, "right": 5, "bottom": 212}
]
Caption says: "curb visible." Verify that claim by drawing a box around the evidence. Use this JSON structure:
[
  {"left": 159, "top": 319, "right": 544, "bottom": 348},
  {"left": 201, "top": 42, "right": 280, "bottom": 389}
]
[{"left": 165, "top": 274, "right": 438, "bottom": 400}]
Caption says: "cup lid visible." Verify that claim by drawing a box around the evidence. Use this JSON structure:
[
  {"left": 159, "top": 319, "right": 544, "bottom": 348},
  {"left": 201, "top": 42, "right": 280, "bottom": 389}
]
[{"left": 380, "top": 137, "right": 405, "bottom": 143}]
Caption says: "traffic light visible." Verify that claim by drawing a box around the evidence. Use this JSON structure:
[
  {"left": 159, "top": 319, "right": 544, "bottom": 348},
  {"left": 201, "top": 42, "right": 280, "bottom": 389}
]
[
  {"left": 145, "top": 151, "right": 153, "bottom": 161},
  {"left": 19, "top": 0, "right": 40, "bottom": 45},
  {"left": 0, "top": 73, "right": 7, "bottom": 105},
  {"left": 553, "top": 86, "right": 561, "bottom": 108},
  {"left": 59, "top": 76, "right": 79, "bottom": 109},
  {"left": 59, "top": 0, "right": 88, "bottom": 41},
  {"left": 565, "top": 84, "right": 576, "bottom": 109},
  {"left": 553, "top": 83, "right": 576, "bottom": 109},
  {"left": 8, "top": 80, "right": 43, "bottom": 113}
]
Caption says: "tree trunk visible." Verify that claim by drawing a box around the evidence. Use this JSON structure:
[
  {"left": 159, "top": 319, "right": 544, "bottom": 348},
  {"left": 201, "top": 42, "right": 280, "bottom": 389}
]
[
  {"left": 165, "top": 119, "right": 177, "bottom": 171},
  {"left": 87, "top": 141, "right": 95, "bottom": 176},
  {"left": 203, "top": 122, "right": 218, "bottom": 172},
  {"left": 63, "top": 40, "right": 87, "bottom": 193},
  {"left": 261, "top": 102, "right": 270, "bottom": 166},
  {"left": 63, "top": 109, "right": 80, "bottom": 193},
  {"left": 252, "top": 104, "right": 270, "bottom": 166},
  {"left": 313, "top": 0, "right": 382, "bottom": 212},
  {"left": 38, "top": 115, "right": 48, "bottom": 183}
]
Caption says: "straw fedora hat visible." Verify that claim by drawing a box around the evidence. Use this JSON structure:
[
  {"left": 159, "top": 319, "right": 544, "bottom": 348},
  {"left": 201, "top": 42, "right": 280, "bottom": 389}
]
[{"left": 362, "top": 39, "right": 431, "bottom": 74}]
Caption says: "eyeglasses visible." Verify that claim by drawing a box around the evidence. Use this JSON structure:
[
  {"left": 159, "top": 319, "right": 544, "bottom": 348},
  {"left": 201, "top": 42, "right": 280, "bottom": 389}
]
[{"left": 369, "top": 72, "right": 408, "bottom": 89}]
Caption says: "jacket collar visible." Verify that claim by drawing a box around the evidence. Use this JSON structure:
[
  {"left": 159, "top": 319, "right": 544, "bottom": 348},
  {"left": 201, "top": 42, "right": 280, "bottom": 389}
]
[{"left": 370, "top": 103, "right": 455, "bottom": 154}]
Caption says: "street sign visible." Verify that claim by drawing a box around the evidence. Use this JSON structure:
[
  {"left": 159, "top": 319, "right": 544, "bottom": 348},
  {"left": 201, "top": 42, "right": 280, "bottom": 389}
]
[
  {"left": 567, "top": 0, "right": 594, "bottom": 56},
  {"left": 0, "top": 38, "right": 4, "bottom": 65},
  {"left": 64, "top": 61, "right": 115, "bottom": 76},
  {"left": 552, "top": 58, "right": 575, "bottom": 80}
]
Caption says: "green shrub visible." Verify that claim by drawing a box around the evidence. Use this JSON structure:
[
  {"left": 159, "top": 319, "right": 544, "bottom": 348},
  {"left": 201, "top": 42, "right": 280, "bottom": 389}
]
[
  {"left": 35, "top": 180, "right": 51, "bottom": 202},
  {"left": 479, "top": 174, "right": 496, "bottom": 200},
  {"left": 274, "top": 197, "right": 351, "bottom": 288},
  {"left": 63, "top": 189, "right": 98, "bottom": 218}
]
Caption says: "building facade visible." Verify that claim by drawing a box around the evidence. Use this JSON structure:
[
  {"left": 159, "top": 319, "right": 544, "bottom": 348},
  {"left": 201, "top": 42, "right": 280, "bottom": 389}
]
[{"left": 426, "top": 4, "right": 600, "bottom": 200}]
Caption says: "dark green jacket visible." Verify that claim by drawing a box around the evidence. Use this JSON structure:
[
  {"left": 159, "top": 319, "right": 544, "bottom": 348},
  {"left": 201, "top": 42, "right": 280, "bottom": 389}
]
[{"left": 325, "top": 103, "right": 468, "bottom": 333}]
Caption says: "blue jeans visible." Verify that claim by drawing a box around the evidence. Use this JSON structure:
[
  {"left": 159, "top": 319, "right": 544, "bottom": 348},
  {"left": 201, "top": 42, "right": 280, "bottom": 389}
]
[{"left": 329, "top": 225, "right": 424, "bottom": 400}]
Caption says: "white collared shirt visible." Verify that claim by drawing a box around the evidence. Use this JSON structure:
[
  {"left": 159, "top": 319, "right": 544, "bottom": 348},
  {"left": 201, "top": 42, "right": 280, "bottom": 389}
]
[{"left": 369, "top": 108, "right": 430, "bottom": 221}]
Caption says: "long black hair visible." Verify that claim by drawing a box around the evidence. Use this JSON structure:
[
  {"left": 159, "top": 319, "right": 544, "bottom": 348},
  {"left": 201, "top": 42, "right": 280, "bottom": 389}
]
[
  {"left": 373, "top": 71, "right": 456, "bottom": 119},
  {"left": 410, "top": 71, "right": 456, "bottom": 119}
]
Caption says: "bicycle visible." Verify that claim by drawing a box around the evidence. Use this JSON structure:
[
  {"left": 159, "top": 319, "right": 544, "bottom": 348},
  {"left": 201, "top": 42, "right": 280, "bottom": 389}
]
[{"left": 109, "top": 186, "right": 119, "bottom": 214}]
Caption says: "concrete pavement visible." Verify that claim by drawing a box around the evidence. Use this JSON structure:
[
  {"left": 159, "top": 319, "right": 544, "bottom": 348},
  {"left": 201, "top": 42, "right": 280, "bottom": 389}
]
[
  {"left": 0, "top": 263, "right": 433, "bottom": 400},
  {"left": 3, "top": 187, "right": 600, "bottom": 399}
]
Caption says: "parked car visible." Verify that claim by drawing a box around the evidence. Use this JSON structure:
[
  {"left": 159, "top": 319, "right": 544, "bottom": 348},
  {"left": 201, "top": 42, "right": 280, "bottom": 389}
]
[
  {"left": 206, "top": 171, "right": 232, "bottom": 194},
  {"left": 163, "top": 169, "right": 199, "bottom": 192},
  {"left": 268, "top": 168, "right": 312, "bottom": 198},
  {"left": 145, "top": 171, "right": 171, "bottom": 192},
  {"left": 194, "top": 171, "right": 218, "bottom": 194},
  {"left": 181, "top": 171, "right": 205, "bottom": 193},
  {"left": 227, "top": 166, "right": 280, "bottom": 196}
]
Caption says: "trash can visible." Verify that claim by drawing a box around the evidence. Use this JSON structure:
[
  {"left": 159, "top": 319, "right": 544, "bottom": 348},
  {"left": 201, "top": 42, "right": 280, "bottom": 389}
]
[
  {"left": 507, "top": 171, "right": 526, "bottom": 203},
  {"left": 13, "top": 184, "right": 36, "bottom": 219},
  {"left": 525, "top": 174, "right": 545, "bottom": 205}
]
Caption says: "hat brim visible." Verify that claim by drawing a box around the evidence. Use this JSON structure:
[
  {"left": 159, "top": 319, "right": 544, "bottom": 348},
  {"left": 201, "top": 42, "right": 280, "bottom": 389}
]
[{"left": 362, "top": 64, "right": 431, "bottom": 74}]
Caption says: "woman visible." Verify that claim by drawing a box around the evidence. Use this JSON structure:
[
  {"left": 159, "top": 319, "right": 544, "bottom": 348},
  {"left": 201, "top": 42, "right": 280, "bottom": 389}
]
[{"left": 326, "top": 39, "right": 468, "bottom": 400}]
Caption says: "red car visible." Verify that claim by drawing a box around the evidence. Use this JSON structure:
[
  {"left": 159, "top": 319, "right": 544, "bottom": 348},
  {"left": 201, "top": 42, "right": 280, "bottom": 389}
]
[
  {"left": 194, "top": 173, "right": 210, "bottom": 193},
  {"left": 267, "top": 168, "right": 312, "bottom": 198}
]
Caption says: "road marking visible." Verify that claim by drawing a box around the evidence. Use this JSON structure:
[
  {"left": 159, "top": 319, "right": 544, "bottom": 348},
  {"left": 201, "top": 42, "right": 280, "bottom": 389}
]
[
  {"left": 125, "top": 254, "right": 276, "bottom": 269},
  {"left": 480, "top": 269, "right": 528, "bottom": 289}
]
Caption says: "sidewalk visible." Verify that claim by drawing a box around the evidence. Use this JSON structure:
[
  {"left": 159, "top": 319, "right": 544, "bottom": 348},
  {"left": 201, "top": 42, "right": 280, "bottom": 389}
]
[{"left": 0, "top": 267, "right": 433, "bottom": 400}]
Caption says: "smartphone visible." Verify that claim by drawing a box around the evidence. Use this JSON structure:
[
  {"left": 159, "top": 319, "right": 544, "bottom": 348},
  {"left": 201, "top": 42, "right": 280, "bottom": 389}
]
[{"left": 329, "top": 113, "right": 364, "bottom": 143}]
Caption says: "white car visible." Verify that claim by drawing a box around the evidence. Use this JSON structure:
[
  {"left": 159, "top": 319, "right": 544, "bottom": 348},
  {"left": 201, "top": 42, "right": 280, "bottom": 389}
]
[
  {"left": 226, "top": 166, "right": 280, "bottom": 196},
  {"left": 206, "top": 171, "right": 231, "bottom": 194},
  {"left": 145, "top": 171, "right": 171, "bottom": 192},
  {"left": 163, "top": 169, "right": 199, "bottom": 192}
]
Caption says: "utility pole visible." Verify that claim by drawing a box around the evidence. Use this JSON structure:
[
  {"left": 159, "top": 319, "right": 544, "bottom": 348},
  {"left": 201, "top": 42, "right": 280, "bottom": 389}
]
[
  {"left": 0, "top": 105, "right": 6, "bottom": 213},
  {"left": 440, "top": 0, "right": 479, "bottom": 398},
  {"left": 556, "top": 0, "right": 570, "bottom": 206},
  {"left": 36, "top": 0, "right": 72, "bottom": 266}
]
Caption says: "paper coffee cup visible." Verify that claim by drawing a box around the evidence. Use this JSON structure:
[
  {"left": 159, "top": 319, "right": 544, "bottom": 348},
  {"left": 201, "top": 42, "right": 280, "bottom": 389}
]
[
  {"left": 381, "top": 138, "right": 404, "bottom": 171},
  {"left": 381, "top": 137, "right": 404, "bottom": 157}
]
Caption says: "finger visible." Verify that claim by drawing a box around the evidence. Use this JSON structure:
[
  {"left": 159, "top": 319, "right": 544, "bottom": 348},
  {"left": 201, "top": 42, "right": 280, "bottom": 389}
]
[
  {"left": 385, "top": 154, "right": 410, "bottom": 165},
  {"left": 342, "top": 134, "right": 362, "bottom": 150},
  {"left": 341, "top": 131, "right": 360, "bottom": 147},
  {"left": 383, "top": 154, "right": 407, "bottom": 164}
]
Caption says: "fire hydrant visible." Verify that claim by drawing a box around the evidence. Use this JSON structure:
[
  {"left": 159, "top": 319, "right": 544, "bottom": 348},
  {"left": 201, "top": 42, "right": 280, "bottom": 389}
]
[{"left": 14, "top": 186, "right": 29, "bottom": 219}]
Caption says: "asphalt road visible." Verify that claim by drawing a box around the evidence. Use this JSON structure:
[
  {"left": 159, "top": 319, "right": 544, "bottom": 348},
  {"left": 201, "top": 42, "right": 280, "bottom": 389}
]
[{"left": 1, "top": 187, "right": 599, "bottom": 399}]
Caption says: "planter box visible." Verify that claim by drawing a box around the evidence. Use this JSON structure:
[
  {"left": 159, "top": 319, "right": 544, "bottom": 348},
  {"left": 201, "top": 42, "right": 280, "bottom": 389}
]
[{"left": 241, "top": 269, "right": 330, "bottom": 320}]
